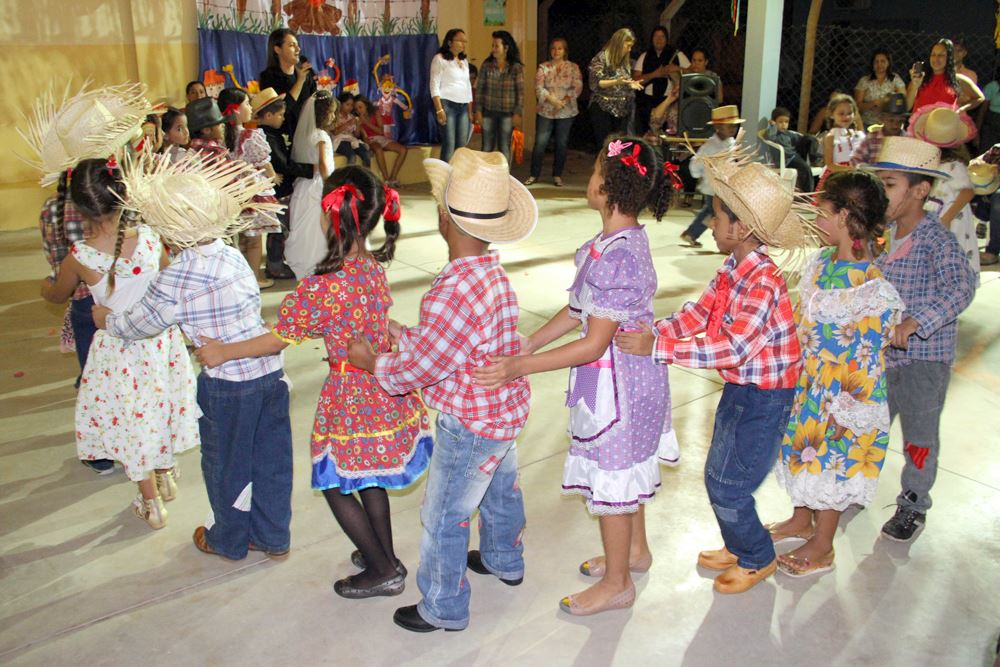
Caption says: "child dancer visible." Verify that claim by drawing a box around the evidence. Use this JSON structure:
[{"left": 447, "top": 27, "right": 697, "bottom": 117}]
[
  {"left": 348, "top": 148, "right": 535, "bottom": 633},
  {"left": 93, "top": 150, "right": 290, "bottom": 559},
  {"left": 474, "top": 138, "right": 671, "bottom": 616},
  {"left": 41, "top": 159, "right": 200, "bottom": 528},
  {"left": 286, "top": 91, "right": 336, "bottom": 279},
  {"left": 219, "top": 88, "right": 282, "bottom": 289},
  {"left": 159, "top": 107, "right": 189, "bottom": 163},
  {"left": 617, "top": 149, "right": 816, "bottom": 594},
  {"left": 195, "top": 167, "right": 432, "bottom": 598},
  {"left": 356, "top": 96, "right": 408, "bottom": 187},
  {"left": 863, "top": 136, "right": 976, "bottom": 541},
  {"left": 819, "top": 94, "right": 865, "bottom": 189},
  {"left": 769, "top": 170, "right": 903, "bottom": 577}
]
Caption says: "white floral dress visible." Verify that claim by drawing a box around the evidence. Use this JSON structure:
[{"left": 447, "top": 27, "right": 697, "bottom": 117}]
[
  {"left": 73, "top": 225, "right": 201, "bottom": 481},
  {"left": 926, "top": 160, "right": 981, "bottom": 284}
]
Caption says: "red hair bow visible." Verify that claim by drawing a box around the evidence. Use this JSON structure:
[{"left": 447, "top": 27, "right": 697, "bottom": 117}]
[
  {"left": 383, "top": 183, "right": 401, "bottom": 223},
  {"left": 222, "top": 103, "right": 242, "bottom": 122},
  {"left": 321, "top": 184, "right": 365, "bottom": 243},
  {"left": 662, "top": 161, "right": 684, "bottom": 190},
  {"left": 105, "top": 155, "right": 118, "bottom": 175},
  {"left": 620, "top": 144, "right": 647, "bottom": 176}
]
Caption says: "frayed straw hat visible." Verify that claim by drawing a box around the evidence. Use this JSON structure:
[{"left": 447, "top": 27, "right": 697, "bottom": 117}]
[
  {"left": 701, "top": 144, "right": 819, "bottom": 251},
  {"left": 424, "top": 148, "right": 538, "bottom": 244},
  {"left": 862, "top": 136, "right": 949, "bottom": 179},
  {"left": 19, "top": 82, "right": 152, "bottom": 186},
  {"left": 968, "top": 162, "right": 1000, "bottom": 196},
  {"left": 118, "top": 150, "right": 284, "bottom": 249},
  {"left": 908, "top": 103, "right": 977, "bottom": 148}
]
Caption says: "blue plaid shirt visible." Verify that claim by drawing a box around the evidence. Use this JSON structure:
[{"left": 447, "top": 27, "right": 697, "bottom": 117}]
[
  {"left": 105, "top": 240, "right": 281, "bottom": 381},
  {"left": 875, "top": 213, "right": 976, "bottom": 368}
]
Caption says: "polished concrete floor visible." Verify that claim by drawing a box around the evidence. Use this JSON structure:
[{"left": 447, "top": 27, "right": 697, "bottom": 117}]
[{"left": 2, "top": 153, "right": 999, "bottom": 666}]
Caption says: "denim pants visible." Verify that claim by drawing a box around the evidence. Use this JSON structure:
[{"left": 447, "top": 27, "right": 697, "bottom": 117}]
[
  {"left": 480, "top": 111, "right": 514, "bottom": 164},
  {"left": 887, "top": 361, "right": 951, "bottom": 513},
  {"left": 336, "top": 141, "right": 371, "bottom": 168},
  {"left": 440, "top": 99, "right": 470, "bottom": 164},
  {"left": 704, "top": 383, "right": 794, "bottom": 570},
  {"left": 416, "top": 412, "right": 524, "bottom": 630},
  {"left": 530, "top": 115, "right": 574, "bottom": 178},
  {"left": 685, "top": 195, "right": 714, "bottom": 241},
  {"left": 69, "top": 295, "right": 96, "bottom": 388},
  {"left": 197, "top": 370, "right": 293, "bottom": 559},
  {"left": 987, "top": 192, "right": 1000, "bottom": 255}
]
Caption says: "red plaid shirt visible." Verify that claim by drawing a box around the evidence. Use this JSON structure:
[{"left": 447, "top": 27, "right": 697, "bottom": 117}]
[
  {"left": 652, "top": 248, "right": 802, "bottom": 389},
  {"left": 39, "top": 196, "right": 90, "bottom": 301},
  {"left": 374, "top": 252, "right": 530, "bottom": 441}
]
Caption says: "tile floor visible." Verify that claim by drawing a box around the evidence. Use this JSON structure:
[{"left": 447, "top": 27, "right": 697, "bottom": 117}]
[{"left": 1, "top": 153, "right": 998, "bottom": 666}]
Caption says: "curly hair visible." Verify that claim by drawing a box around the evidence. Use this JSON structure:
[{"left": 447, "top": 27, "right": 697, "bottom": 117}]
[
  {"left": 818, "top": 170, "right": 888, "bottom": 259},
  {"left": 598, "top": 136, "right": 671, "bottom": 220}
]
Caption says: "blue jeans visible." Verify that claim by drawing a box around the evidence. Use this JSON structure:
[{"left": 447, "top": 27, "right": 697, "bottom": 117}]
[
  {"left": 440, "top": 99, "right": 470, "bottom": 164},
  {"left": 480, "top": 111, "right": 514, "bottom": 164},
  {"left": 197, "top": 370, "right": 293, "bottom": 560},
  {"left": 336, "top": 141, "right": 371, "bottom": 168},
  {"left": 530, "top": 115, "right": 574, "bottom": 178},
  {"left": 416, "top": 412, "right": 525, "bottom": 630},
  {"left": 704, "top": 383, "right": 794, "bottom": 570},
  {"left": 685, "top": 195, "right": 714, "bottom": 241},
  {"left": 70, "top": 295, "right": 96, "bottom": 389}
]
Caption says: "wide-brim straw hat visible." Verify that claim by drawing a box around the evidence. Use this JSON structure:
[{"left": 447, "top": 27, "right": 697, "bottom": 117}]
[
  {"left": 118, "top": 150, "right": 284, "bottom": 249},
  {"left": 709, "top": 104, "right": 745, "bottom": 125},
  {"left": 251, "top": 87, "right": 285, "bottom": 115},
  {"left": 424, "top": 148, "right": 538, "bottom": 244},
  {"left": 862, "top": 135, "right": 950, "bottom": 179},
  {"left": 969, "top": 162, "right": 1000, "bottom": 195},
  {"left": 909, "top": 103, "right": 977, "bottom": 148},
  {"left": 701, "top": 144, "right": 819, "bottom": 251},
  {"left": 19, "top": 82, "right": 152, "bottom": 186}
]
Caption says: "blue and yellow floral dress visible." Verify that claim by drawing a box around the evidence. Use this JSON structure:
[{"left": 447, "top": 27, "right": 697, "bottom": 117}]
[{"left": 775, "top": 248, "right": 904, "bottom": 511}]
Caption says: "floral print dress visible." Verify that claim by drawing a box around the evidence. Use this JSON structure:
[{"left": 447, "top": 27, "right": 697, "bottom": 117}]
[
  {"left": 271, "top": 256, "right": 433, "bottom": 492},
  {"left": 775, "top": 248, "right": 904, "bottom": 511}
]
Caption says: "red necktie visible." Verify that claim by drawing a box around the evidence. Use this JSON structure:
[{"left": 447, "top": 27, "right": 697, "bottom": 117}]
[{"left": 707, "top": 272, "right": 731, "bottom": 337}]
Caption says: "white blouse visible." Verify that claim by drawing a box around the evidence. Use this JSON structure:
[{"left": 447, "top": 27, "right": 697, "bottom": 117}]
[{"left": 429, "top": 53, "right": 473, "bottom": 104}]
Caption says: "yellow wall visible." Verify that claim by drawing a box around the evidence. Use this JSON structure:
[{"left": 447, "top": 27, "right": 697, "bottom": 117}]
[{"left": 0, "top": 0, "right": 199, "bottom": 231}]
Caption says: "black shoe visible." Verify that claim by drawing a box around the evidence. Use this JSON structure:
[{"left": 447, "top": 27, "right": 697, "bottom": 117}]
[
  {"left": 393, "top": 604, "right": 462, "bottom": 633},
  {"left": 265, "top": 264, "right": 296, "bottom": 280},
  {"left": 350, "top": 549, "right": 408, "bottom": 577},
  {"left": 333, "top": 572, "right": 405, "bottom": 599},
  {"left": 81, "top": 459, "right": 115, "bottom": 475},
  {"left": 881, "top": 506, "right": 926, "bottom": 542},
  {"left": 466, "top": 550, "right": 523, "bottom": 586}
]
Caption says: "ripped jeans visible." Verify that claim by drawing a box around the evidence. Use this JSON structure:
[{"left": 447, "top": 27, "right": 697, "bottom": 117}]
[
  {"left": 704, "top": 383, "right": 794, "bottom": 570},
  {"left": 416, "top": 412, "right": 524, "bottom": 630}
]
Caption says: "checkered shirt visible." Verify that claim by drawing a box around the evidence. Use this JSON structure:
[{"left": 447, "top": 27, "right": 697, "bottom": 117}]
[
  {"left": 652, "top": 248, "right": 802, "bottom": 389},
  {"left": 476, "top": 60, "right": 525, "bottom": 116},
  {"left": 374, "top": 252, "right": 530, "bottom": 441},
  {"left": 105, "top": 240, "right": 281, "bottom": 381},
  {"left": 875, "top": 214, "right": 976, "bottom": 368},
  {"left": 40, "top": 197, "right": 90, "bottom": 300}
]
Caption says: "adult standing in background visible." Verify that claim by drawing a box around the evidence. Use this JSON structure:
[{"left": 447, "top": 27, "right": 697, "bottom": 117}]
[
  {"left": 855, "top": 49, "right": 907, "bottom": 127},
  {"left": 907, "top": 38, "right": 983, "bottom": 114},
  {"left": 632, "top": 26, "right": 682, "bottom": 135},
  {"left": 954, "top": 41, "right": 977, "bottom": 84},
  {"left": 430, "top": 28, "right": 474, "bottom": 164},
  {"left": 259, "top": 28, "right": 316, "bottom": 138},
  {"left": 525, "top": 38, "right": 582, "bottom": 187},
  {"left": 589, "top": 28, "right": 643, "bottom": 148},
  {"left": 475, "top": 30, "right": 525, "bottom": 165}
]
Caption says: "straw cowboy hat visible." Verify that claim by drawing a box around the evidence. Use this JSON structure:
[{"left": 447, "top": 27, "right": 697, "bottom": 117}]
[
  {"left": 117, "top": 150, "right": 284, "bottom": 249},
  {"left": 908, "top": 103, "right": 977, "bottom": 148},
  {"left": 968, "top": 162, "right": 1000, "bottom": 196},
  {"left": 701, "top": 145, "right": 818, "bottom": 250},
  {"left": 424, "top": 148, "right": 538, "bottom": 244},
  {"left": 251, "top": 87, "right": 286, "bottom": 115},
  {"left": 863, "top": 136, "right": 950, "bottom": 179},
  {"left": 18, "top": 82, "right": 152, "bottom": 186},
  {"left": 708, "top": 105, "right": 745, "bottom": 125}
]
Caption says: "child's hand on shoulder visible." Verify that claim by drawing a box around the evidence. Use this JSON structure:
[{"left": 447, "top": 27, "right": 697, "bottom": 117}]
[
  {"left": 92, "top": 305, "right": 111, "bottom": 330},
  {"left": 614, "top": 323, "right": 655, "bottom": 356},
  {"left": 473, "top": 355, "right": 522, "bottom": 389},
  {"left": 348, "top": 335, "right": 376, "bottom": 372},
  {"left": 194, "top": 337, "right": 229, "bottom": 369}
]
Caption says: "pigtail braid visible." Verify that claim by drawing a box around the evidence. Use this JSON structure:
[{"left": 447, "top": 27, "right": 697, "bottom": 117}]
[{"left": 106, "top": 215, "right": 127, "bottom": 296}]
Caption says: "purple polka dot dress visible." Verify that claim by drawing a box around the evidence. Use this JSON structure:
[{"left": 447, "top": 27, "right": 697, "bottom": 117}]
[{"left": 561, "top": 226, "right": 673, "bottom": 515}]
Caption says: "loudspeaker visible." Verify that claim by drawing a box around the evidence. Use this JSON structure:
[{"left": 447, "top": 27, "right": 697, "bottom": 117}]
[{"left": 677, "top": 73, "right": 717, "bottom": 138}]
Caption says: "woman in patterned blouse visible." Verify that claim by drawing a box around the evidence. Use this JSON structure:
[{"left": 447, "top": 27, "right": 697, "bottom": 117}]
[
  {"left": 525, "top": 38, "right": 583, "bottom": 187},
  {"left": 588, "top": 28, "right": 643, "bottom": 149}
]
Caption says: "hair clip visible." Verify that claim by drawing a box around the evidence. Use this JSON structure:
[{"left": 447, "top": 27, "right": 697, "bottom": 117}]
[
  {"left": 382, "top": 183, "right": 401, "bottom": 223},
  {"left": 662, "top": 161, "right": 683, "bottom": 190},
  {"left": 105, "top": 155, "right": 119, "bottom": 175},
  {"left": 620, "top": 144, "right": 646, "bottom": 176},
  {"left": 606, "top": 139, "right": 633, "bottom": 157},
  {"left": 321, "top": 184, "right": 365, "bottom": 243}
]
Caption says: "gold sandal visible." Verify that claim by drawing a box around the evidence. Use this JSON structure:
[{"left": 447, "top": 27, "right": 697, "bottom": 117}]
[{"left": 777, "top": 550, "right": 835, "bottom": 578}]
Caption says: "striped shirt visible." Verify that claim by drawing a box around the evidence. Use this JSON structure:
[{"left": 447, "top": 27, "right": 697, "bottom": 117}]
[
  {"left": 652, "top": 248, "right": 802, "bottom": 389},
  {"left": 104, "top": 240, "right": 281, "bottom": 381},
  {"left": 374, "top": 252, "right": 530, "bottom": 441}
]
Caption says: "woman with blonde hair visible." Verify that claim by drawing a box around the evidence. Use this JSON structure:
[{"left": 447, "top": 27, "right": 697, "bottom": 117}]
[{"left": 588, "top": 28, "right": 643, "bottom": 148}]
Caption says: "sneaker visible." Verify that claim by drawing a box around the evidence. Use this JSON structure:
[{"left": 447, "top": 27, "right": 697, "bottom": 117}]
[
  {"left": 82, "top": 459, "right": 115, "bottom": 475},
  {"left": 881, "top": 506, "right": 925, "bottom": 541},
  {"left": 981, "top": 251, "right": 999, "bottom": 266}
]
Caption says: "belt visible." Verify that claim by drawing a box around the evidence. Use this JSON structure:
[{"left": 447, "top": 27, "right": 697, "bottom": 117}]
[{"left": 328, "top": 360, "right": 368, "bottom": 374}]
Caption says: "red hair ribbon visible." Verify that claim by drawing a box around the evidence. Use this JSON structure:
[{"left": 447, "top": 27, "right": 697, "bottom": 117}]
[
  {"left": 105, "top": 155, "right": 118, "bottom": 175},
  {"left": 222, "top": 103, "right": 242, "bottom": 122},
  {"left": 662, "top": 161, "right": 684, "bottom": 190},
  {"left": 321, "top": 184, "right": 365, "bottom": 242},
  {"left": 620, "top": 144, "right": 647, "bottom": 176},
  {"left": 382, "top": 184, "right": 401, "bottom": 223}
]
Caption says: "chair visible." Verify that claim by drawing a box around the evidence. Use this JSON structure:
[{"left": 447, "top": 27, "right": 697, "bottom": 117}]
[{"left": 757, "top": 128, "right": 797, "bottom": 193}]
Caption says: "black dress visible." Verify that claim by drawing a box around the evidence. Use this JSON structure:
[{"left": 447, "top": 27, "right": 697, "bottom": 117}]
[{"left": 259, "top": 66, "right": 317, "bottom": 139}]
